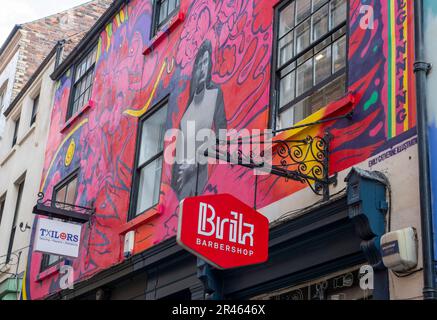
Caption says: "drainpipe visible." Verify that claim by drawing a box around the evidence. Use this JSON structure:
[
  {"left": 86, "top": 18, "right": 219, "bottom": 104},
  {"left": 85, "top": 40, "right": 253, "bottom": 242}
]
[{"left": 413, "top": 0, "right": 437, "bottom": 300}]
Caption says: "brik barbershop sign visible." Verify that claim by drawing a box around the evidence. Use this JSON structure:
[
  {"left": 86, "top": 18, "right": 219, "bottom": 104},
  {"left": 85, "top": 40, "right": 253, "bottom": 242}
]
[{"left": 177, "top": 194, "right": 269, "bottom": 269}]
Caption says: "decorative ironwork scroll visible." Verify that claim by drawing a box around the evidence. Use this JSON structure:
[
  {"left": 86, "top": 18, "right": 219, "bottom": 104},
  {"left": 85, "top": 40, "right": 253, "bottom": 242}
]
[{"left": 206, "top": 132, "right": 337, "bottom": 201}]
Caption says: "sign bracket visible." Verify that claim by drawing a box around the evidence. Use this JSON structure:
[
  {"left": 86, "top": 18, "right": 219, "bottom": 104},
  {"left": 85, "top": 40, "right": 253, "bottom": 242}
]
[{"left": 32, "top": 192, "right": 94, "bottom": 224}]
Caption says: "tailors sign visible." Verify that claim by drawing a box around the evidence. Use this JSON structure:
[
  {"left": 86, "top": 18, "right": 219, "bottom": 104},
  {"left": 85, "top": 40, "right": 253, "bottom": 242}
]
[
  {"left": 34, "top": 218, "right": 82, "bottom": 258},
  {"left": 177, "top": 194, "right": 269, "bottom": 269}
]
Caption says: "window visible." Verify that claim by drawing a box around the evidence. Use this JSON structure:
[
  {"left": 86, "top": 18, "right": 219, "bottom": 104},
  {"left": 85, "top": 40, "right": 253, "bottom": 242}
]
[
  {"left": 12, "top": 117, "right": 20, "bottom": 147},
  {"left": 0, "top": 89, "right": 5, "bottom": 110},
  {"left": 273, "top": 0, "right": 347, "bottom": 130},
  {"left": 0, "top": 195, "right": 6, "bottom": 229},
  {"left": 40, "top": 173, "right": 79, "bottom": 271},
  {"left": 6, "top": 178, "right": 25, "bottom": 263},
  {"left": 0, "top": 81, "right": 7, "bottom": 111},
  {"left": 67, "top": 47, "right": 97, "bottom": 121},
  {"left": 30, "top": 94, "right": 39, "bottom": 126},
  {"left": 152, "top": 0, "right": 180, "bottom": 36},
  {"left": 130, "top": 100, "right": 168, "bottom": 219},
  {"left": 54, "top": 173, "right": 79, "bottom": 206}
]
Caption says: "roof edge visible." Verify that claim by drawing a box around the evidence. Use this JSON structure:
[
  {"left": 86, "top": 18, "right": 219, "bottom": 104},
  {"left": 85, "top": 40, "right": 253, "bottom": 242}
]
[
  {"left": 0, "top": 25, "right": 22, "bottom": 58},
  {"left": 51, "top": 0, "right": 128, "bottom": 81}
]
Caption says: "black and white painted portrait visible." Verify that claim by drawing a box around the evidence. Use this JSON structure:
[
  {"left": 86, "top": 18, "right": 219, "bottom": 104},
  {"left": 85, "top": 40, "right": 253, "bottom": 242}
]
[{"left": 172, "top": 40, "right": 227, "bottom": 201}]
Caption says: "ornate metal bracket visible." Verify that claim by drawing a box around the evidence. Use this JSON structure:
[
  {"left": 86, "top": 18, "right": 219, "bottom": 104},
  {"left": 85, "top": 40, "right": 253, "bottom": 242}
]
[
  {"left": 32, "top": 192, "right": 94, "bottom": 224},
  {"left": 206, "top": 132, "right": 337, "bottom": 201}
]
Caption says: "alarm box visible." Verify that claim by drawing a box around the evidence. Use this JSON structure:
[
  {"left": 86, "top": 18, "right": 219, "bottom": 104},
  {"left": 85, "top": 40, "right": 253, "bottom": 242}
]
[{"left": 380, "top": 227, "right": 418, "bottom": 272}]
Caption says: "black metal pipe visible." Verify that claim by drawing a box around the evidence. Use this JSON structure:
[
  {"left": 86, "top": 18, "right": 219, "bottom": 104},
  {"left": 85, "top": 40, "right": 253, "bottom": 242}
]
[{"left": 413, "top": 0, "right": 437, "bottom": 300}]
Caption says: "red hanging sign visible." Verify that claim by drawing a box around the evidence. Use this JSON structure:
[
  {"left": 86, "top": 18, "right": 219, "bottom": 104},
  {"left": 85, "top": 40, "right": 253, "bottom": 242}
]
[{"left": 177, "top": 194, "right": 269, "bottom": 269}]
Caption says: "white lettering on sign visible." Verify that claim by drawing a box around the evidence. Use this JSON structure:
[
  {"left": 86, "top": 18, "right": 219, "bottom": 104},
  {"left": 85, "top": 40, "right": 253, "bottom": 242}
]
[{"left": 197, "top": 202, "right": 254, "bottom": 246}]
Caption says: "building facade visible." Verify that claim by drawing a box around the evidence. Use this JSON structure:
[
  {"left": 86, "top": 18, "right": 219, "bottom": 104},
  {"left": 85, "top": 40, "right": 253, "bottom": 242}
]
[
  {"left": 22, "top": 0, "right": 424, "bottom": 300},
  {"left": 0, "top": 0, "right": 114, "bottom": 300}
]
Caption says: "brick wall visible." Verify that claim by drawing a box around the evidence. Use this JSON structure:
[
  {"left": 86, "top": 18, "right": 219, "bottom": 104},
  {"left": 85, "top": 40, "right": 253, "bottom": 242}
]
[{"left": 11, "top": 0, "right": 113, "bottom": 99}]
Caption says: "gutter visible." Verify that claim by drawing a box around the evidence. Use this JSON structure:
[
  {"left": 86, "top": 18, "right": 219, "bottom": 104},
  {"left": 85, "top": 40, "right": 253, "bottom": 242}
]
[{"left": 413, "top": 0, "right": 437, "bottom": 300}]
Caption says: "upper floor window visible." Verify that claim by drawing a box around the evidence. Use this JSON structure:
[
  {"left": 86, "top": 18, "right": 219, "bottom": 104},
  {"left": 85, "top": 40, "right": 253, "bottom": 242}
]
[
  {"left": 6, "top": 177, "right": 25, "bottom": 263},
  {"left": 152, "top": 0, "right": 180, "bottom": 36},
  {"left": 0, "top": 194, "right": 6, "bottom": 230},
  {"left": 273, "top": 0, "right": 347, "bottom": 130},
  {"left": 12, "top": 117, "right": 20, "bottom": 147},
  {"left": 30, "top": 94, "right": 39, "bottom": 126},
  {"left": 54, "top": 173, "right": 78, "bottom": 206},
  {"left": 0, "top": 81, "right": 7, "bottom": 111},
  {"left": 130, "top": 100, "right": 168, "bottom": 220},
  {"left": 67, "top": 47, "right": 97, "bottom": 121}
]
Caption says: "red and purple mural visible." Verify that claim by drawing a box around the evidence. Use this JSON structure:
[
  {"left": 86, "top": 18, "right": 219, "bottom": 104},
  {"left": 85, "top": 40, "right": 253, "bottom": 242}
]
[{"left": 23, "top": 0, "right": 416, "bottom": 299}]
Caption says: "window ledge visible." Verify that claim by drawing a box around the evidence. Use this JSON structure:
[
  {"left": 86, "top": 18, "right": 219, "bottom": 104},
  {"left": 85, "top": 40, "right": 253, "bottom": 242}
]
[
  {"left": 60, "top": 100, "right": 94, "bottom": 134},
  {"left": 0, "top": 146, "right": 16, "bottom": 167},
  {"left": 118, "top": 205, "right": 164, "bottom": 235},
  {"left": 17, "top": 124, "right": 36, "bottom": 146},
  {"left": 143, "top": 10, "right": 186, "bottom": 55},
  {"left": 274, "top": 92, "right": 356, "bottom": 141},
  {"left": 36, "top": 260, "right": 67, "bottom": 282}
]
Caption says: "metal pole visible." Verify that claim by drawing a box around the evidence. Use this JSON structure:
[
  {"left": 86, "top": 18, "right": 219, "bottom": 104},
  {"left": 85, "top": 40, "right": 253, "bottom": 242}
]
[{"left": 413, "top": 0, "right": 437, "bottom": 300}]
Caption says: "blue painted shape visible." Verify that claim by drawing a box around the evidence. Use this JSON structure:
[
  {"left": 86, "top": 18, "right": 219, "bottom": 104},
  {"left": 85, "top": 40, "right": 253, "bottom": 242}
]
[{"left": 345, "top": 168, "right": 388, "bottom": 268}]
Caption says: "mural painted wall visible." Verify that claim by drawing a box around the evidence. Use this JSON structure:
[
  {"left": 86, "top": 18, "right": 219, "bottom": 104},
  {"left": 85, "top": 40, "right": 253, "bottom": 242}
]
[
  {"left": 424, "top": 0, "right": 437, "bottom": 260},
  {"left": 23, "top": 0, "right": 417, "bottom": 300}
]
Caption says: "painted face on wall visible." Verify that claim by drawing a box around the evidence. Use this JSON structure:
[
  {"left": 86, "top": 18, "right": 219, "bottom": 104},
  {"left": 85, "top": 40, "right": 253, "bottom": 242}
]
[{"left": 195, "top": 50, "right": 210, "bottom": 95}]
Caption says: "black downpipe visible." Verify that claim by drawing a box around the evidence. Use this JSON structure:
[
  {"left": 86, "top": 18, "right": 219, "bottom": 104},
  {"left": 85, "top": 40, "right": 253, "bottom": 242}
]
[{"left": 413, "top": 0, "right": 437, "bottom": 300}]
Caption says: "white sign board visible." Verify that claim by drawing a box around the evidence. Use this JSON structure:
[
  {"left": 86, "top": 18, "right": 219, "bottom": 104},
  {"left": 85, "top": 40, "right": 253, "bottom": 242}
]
[{"left": 34, "top": 218, "right": 82, "bottom": 258}]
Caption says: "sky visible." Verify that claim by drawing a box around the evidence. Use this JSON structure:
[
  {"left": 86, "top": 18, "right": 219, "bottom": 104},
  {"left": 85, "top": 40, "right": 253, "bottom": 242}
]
[{"left": 0, "top": 0, "right": 91, "bottom": 46}]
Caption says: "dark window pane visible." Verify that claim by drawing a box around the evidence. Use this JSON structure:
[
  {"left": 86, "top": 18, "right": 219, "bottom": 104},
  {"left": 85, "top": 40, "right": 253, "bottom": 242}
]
[
  {"left": 139, "top": 104, "right": 168, "bottom": 165},
  {"left": 159, "top": 0, "right": 168, "bottom": 24},
  {"left": 0, "top": 197, "right": 5, "bottom": 227},
  {"left": 296, "top": 0, "right": 311, "bottom": 24},
  {"left": 136, "top": 157, "right": 163, "bottom": 215},
  {"left": 278, "top": 32, "right": 294, "bottom": 67},
  {"left": 55, "top": 187, "right": 66, "bottom": 204},
  {"left": 296, "top": 58, "right": 313, "bottom": 96},
  {"left": 314, "top": 46, "right": 332, "bottom": 85},
  {"left": 312, "top": 4, "right": 329, "bottom": 42},
  {"left": 279, "top": 2, "right": 295, "bottom": 38},
  {"left": 295, "top": 18, "right": 311, "bottom": 54},
  {"left": 12, "top": 117, "right": 20, "bottom": 147},
  {"left": 31, "top": 95, "right": 39, "bottom": 125},
  {"left": 333, "top": 35, "right": 346, "bottom": 73},
  {"left": 65, "top": 177, "right": 78, "bottom": 205},
  {"left": 48, "top": 255, "right": 61, "bottom": 265},
  {"left": 313, "top": 0, "right": 329, "bottom": 11},
  {"left": 331, "top": 0, "right": 347, "bottom": 29},
  {"left": 280, "top": 70, "right": 295, "bottom": 108}
]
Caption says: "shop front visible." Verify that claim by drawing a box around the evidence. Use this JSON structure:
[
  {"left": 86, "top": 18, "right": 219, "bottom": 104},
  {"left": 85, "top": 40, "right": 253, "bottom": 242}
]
[{"left": 46, "top": 168, "right": 388, "bottom": 301}]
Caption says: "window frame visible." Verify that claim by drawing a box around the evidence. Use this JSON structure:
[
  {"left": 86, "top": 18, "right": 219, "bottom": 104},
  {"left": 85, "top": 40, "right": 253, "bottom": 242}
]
[
  {"left": 54, "top": 169, "right": 80, "bottom": 206},
  {"left": 270, "top": 0, "right": 350, "bottom": 130},
  {"left": 0, "top": 80, "right": 8, "bottom": 111},
  {"left": 40, "top": 170, "right": 79, "bottom": 272},
  {"left": 151, "top": 0, "right": 181, "bottom": 38},
  {"left": 30, "top": 93, "right": 40, "bottom": 126},
  {"left": 0, "top": 193, "right": 6, "bottom": 230},
  {"left": 66, "top": 45, "right": 97, "bottom": 122},
  {"left": 6, "top": 176, "right": 25, "bottom": 264},
  {"left": 12, "top": 116, "right": 20, "bottom": 147},
  {"left": 128, "top": 97, "right": 169, "bottom": 221}
]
